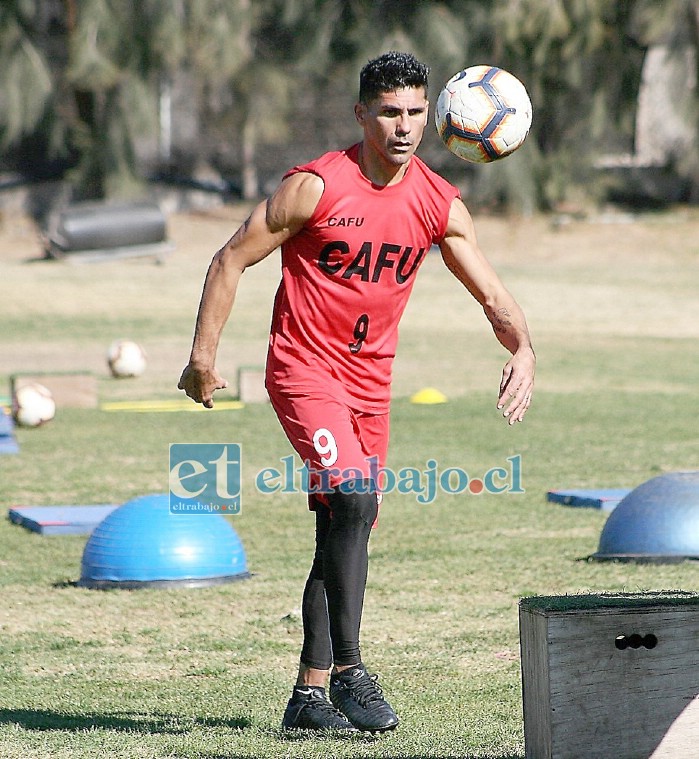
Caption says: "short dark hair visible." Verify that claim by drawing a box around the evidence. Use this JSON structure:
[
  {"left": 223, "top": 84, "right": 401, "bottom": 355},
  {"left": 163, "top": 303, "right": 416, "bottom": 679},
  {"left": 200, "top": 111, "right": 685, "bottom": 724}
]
[{"left": 358, "top": 51, "right": 429, "bottom": 104}]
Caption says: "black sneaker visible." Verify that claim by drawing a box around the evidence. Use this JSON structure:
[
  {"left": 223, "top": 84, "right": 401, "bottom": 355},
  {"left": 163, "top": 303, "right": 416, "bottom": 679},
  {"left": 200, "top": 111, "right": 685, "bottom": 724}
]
[
  {"left": 281, "top": 685, "right": 358, "bottom": 732},
  {"left": 329, "top": 663, "right": 399, "bottom": 732}
]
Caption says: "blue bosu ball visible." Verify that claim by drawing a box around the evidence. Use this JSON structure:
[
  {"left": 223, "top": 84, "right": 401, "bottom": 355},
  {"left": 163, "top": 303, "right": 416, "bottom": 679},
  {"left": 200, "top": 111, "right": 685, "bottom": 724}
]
[
  {"left": 78, "top": 493, "right": 249, "bottom": 588},
  {"left": 592, "top": 471, "right": 699, "bottom": 562}
]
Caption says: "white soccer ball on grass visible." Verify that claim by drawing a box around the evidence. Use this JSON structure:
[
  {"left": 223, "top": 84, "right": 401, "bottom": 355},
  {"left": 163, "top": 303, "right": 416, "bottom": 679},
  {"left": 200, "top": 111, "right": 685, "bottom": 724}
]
[
  {"left": 107, "top": 339, "right": 147, "bottom": 378},
  {"left": 13, "top": 382, "right": 56, "bottom": 427}
]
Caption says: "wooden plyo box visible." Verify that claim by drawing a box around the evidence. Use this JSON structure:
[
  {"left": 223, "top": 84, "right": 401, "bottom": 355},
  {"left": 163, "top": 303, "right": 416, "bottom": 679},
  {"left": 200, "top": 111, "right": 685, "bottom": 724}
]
[
  {"left": 11, "top": 372, "right": 98, "bottom": 408},
  {"left": 520, "top": 594, "right": 699, "bottom": 759},
  {"left": 237, "top": 366, "right": 268, "bottom": 404}
]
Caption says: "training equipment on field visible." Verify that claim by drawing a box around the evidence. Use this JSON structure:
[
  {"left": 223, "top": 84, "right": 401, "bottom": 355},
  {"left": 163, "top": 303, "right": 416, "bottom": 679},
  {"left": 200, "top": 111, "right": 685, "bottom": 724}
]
[
  {"left": 11, "top": 372, "right": 98, "bottom": 409},
  {"left": 591, "top": 471, "right": 699, "bottom": 561},
  {"left": 100, "top": 398, "right": 244, "bottom": 412},
  {"left": 12, "top": 382, "right": 56, "bottom": 427},
  {"left": 8, "top": 504, "right": 118, "bottom": 535},
  {"left": 520, "top": 592, "right": 699, "bottom": 759},
  {"left": 46, "top": 200, "right": 173, "bottom": 262},
  {"left": 107, "top": 339, "right": 147, "bottom": 378},
  {"left": 435, "top": 65, "right": 532, "bottom": 163},
  {"left": 78, "top": 493, "right": 249, "bottom": 588},
  {"left": 547, "top": 487, "right": 631, "bottom": 512},
  {"left": 410, "top": 387, "right": 448, "bottom": 405},
  {"left": 237, "top": 365, "right": 268, "bottom": 403},
  {"left": 0, "top": 407, "right": 19, "bottom": 454}
]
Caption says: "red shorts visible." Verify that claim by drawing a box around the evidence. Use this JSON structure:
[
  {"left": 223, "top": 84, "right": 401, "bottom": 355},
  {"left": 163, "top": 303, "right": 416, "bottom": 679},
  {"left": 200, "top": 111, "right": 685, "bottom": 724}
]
[{"left": 268, "top": 386, "right": 389, "bottom": 508}]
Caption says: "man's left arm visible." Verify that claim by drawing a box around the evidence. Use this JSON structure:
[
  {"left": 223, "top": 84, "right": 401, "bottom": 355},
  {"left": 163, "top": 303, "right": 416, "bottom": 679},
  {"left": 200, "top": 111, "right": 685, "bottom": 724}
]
[{"left": 439, "top": 197, "right": 535, "bottom": 424}]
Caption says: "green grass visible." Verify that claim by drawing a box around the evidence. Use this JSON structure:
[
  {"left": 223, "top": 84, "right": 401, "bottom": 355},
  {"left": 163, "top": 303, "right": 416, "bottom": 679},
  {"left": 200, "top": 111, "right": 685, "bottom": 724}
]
[
  {"left": 1, "top": 209, "right": 699, "bottom": 757},
  {"left": 2, "top": 392, "right": 698, "bottom": 758}
]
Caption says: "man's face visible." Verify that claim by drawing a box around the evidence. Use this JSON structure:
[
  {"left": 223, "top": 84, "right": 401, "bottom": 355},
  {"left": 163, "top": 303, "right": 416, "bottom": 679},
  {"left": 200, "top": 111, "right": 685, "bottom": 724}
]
[{"left": 355, "top": 87, "right": 429, "bottom": 169}]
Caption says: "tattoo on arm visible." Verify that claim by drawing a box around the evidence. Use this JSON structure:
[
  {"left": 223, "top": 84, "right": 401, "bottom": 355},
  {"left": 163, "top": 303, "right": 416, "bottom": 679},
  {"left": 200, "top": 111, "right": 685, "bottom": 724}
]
[
  {"left": 492, "top": 307, "right": 513, "bottom": 334},
  {"left": 226, "top": 213, "right": 253, "bottom": 247},
  {"left": 444, "top": 257, "right": 458, "bottom": 277}
]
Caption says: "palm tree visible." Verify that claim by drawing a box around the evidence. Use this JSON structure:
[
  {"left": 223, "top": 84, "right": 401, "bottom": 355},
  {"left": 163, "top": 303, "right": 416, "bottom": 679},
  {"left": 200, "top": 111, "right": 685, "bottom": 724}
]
[
  {"left": 0, "top": 1, "right": 53, "bottom": 155},
  {"left": 3, "top": 0, "right": 696, "bottom": 208},
  {"left": 486, "top": 0, "right": 646, "bottom": 209},
  {"left": 0, "top": 0, "right": 254, "bottom": 200},
  {"left": 632, "top": 0, "right": 699, "bottom": 200}
]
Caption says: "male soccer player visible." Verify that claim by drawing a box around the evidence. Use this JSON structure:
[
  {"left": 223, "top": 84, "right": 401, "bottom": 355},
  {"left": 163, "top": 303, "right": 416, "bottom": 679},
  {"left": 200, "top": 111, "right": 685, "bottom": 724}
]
[{"left": 178, "top": 51, "right": 535, "bottom": 733}]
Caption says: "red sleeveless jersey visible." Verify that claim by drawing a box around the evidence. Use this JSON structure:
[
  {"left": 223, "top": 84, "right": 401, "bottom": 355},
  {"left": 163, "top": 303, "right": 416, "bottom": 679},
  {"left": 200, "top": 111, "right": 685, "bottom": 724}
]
[{"left": 266, "top": 143, "right": 459, "bottom": 412}]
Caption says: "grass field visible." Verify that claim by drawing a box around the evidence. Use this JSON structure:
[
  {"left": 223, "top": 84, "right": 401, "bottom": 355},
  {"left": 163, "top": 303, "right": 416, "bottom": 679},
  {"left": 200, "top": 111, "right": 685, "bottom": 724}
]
[{"left": 1, "top": 204, "right": 699, "bottom": 758}]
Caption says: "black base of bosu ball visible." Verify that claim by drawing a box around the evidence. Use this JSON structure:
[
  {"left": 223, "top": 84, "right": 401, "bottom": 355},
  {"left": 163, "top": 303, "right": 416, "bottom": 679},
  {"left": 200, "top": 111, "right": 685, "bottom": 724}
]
[{"left": 591, "top": 471, "right": 699, "bottom": 562}]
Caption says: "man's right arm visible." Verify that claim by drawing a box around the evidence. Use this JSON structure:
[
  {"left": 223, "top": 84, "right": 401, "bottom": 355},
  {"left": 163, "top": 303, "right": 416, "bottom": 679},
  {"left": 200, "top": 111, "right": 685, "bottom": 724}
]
[{"left": 178, "top": 172, "right": 324, "bottom": 407}]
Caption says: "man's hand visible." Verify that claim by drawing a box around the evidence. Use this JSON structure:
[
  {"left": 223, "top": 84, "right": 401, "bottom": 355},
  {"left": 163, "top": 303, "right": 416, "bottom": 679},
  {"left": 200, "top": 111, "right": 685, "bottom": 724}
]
[
  {"left": 497, "top": 348, "right": 535, "bottom": 425},
  {"left": 177, "top": 364, "right": 228, "bottom": 408}
]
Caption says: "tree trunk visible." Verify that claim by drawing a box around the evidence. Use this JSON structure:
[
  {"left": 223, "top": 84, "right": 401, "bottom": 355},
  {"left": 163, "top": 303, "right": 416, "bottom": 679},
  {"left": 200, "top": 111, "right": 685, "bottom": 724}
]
[{"left": 241, "top": 107, "right": 258, "bottom": 200}]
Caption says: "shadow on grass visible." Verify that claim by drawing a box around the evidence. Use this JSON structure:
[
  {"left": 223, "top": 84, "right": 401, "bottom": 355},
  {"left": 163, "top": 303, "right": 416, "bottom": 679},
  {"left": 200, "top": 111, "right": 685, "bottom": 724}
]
[
  {"left": 0, "top": 708, "right": 251, "bottom": 733},
  {"left": 1, "top": 710, "right": 523, "bottom": 758},
  {"left": 202, "top": 729, "right": 523, "bottom": 759}
]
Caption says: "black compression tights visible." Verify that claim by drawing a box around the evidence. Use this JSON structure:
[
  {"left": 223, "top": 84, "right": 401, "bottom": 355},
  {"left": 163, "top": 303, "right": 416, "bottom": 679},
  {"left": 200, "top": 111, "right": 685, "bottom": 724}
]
[{"left": 300, "top": 482, "right": 378, "bottom": 670}]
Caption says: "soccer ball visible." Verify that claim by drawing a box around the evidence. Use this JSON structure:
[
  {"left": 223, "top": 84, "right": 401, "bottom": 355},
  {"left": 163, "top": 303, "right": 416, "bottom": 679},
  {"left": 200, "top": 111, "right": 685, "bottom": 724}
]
[
  {"left": 12, "top": 382, "right": 56, "bottom": 427},
  {"left": 107, "top": 339, "right": 147, "bottom": 378},
  {"left": 435, "top": 65, "right": 532, "bottom": 163}
]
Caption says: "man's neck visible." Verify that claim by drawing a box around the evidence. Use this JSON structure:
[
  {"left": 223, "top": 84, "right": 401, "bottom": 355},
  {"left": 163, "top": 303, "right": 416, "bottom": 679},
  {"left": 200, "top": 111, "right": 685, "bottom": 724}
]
[{"left": 357, "top": 144, "right": 410, "bottom": 187}]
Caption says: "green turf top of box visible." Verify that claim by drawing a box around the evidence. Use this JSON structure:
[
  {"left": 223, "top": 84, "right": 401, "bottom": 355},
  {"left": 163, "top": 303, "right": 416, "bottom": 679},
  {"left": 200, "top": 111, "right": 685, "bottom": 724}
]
[{"left": 520, "top": 591, "right": 699, "bottom": 613}]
